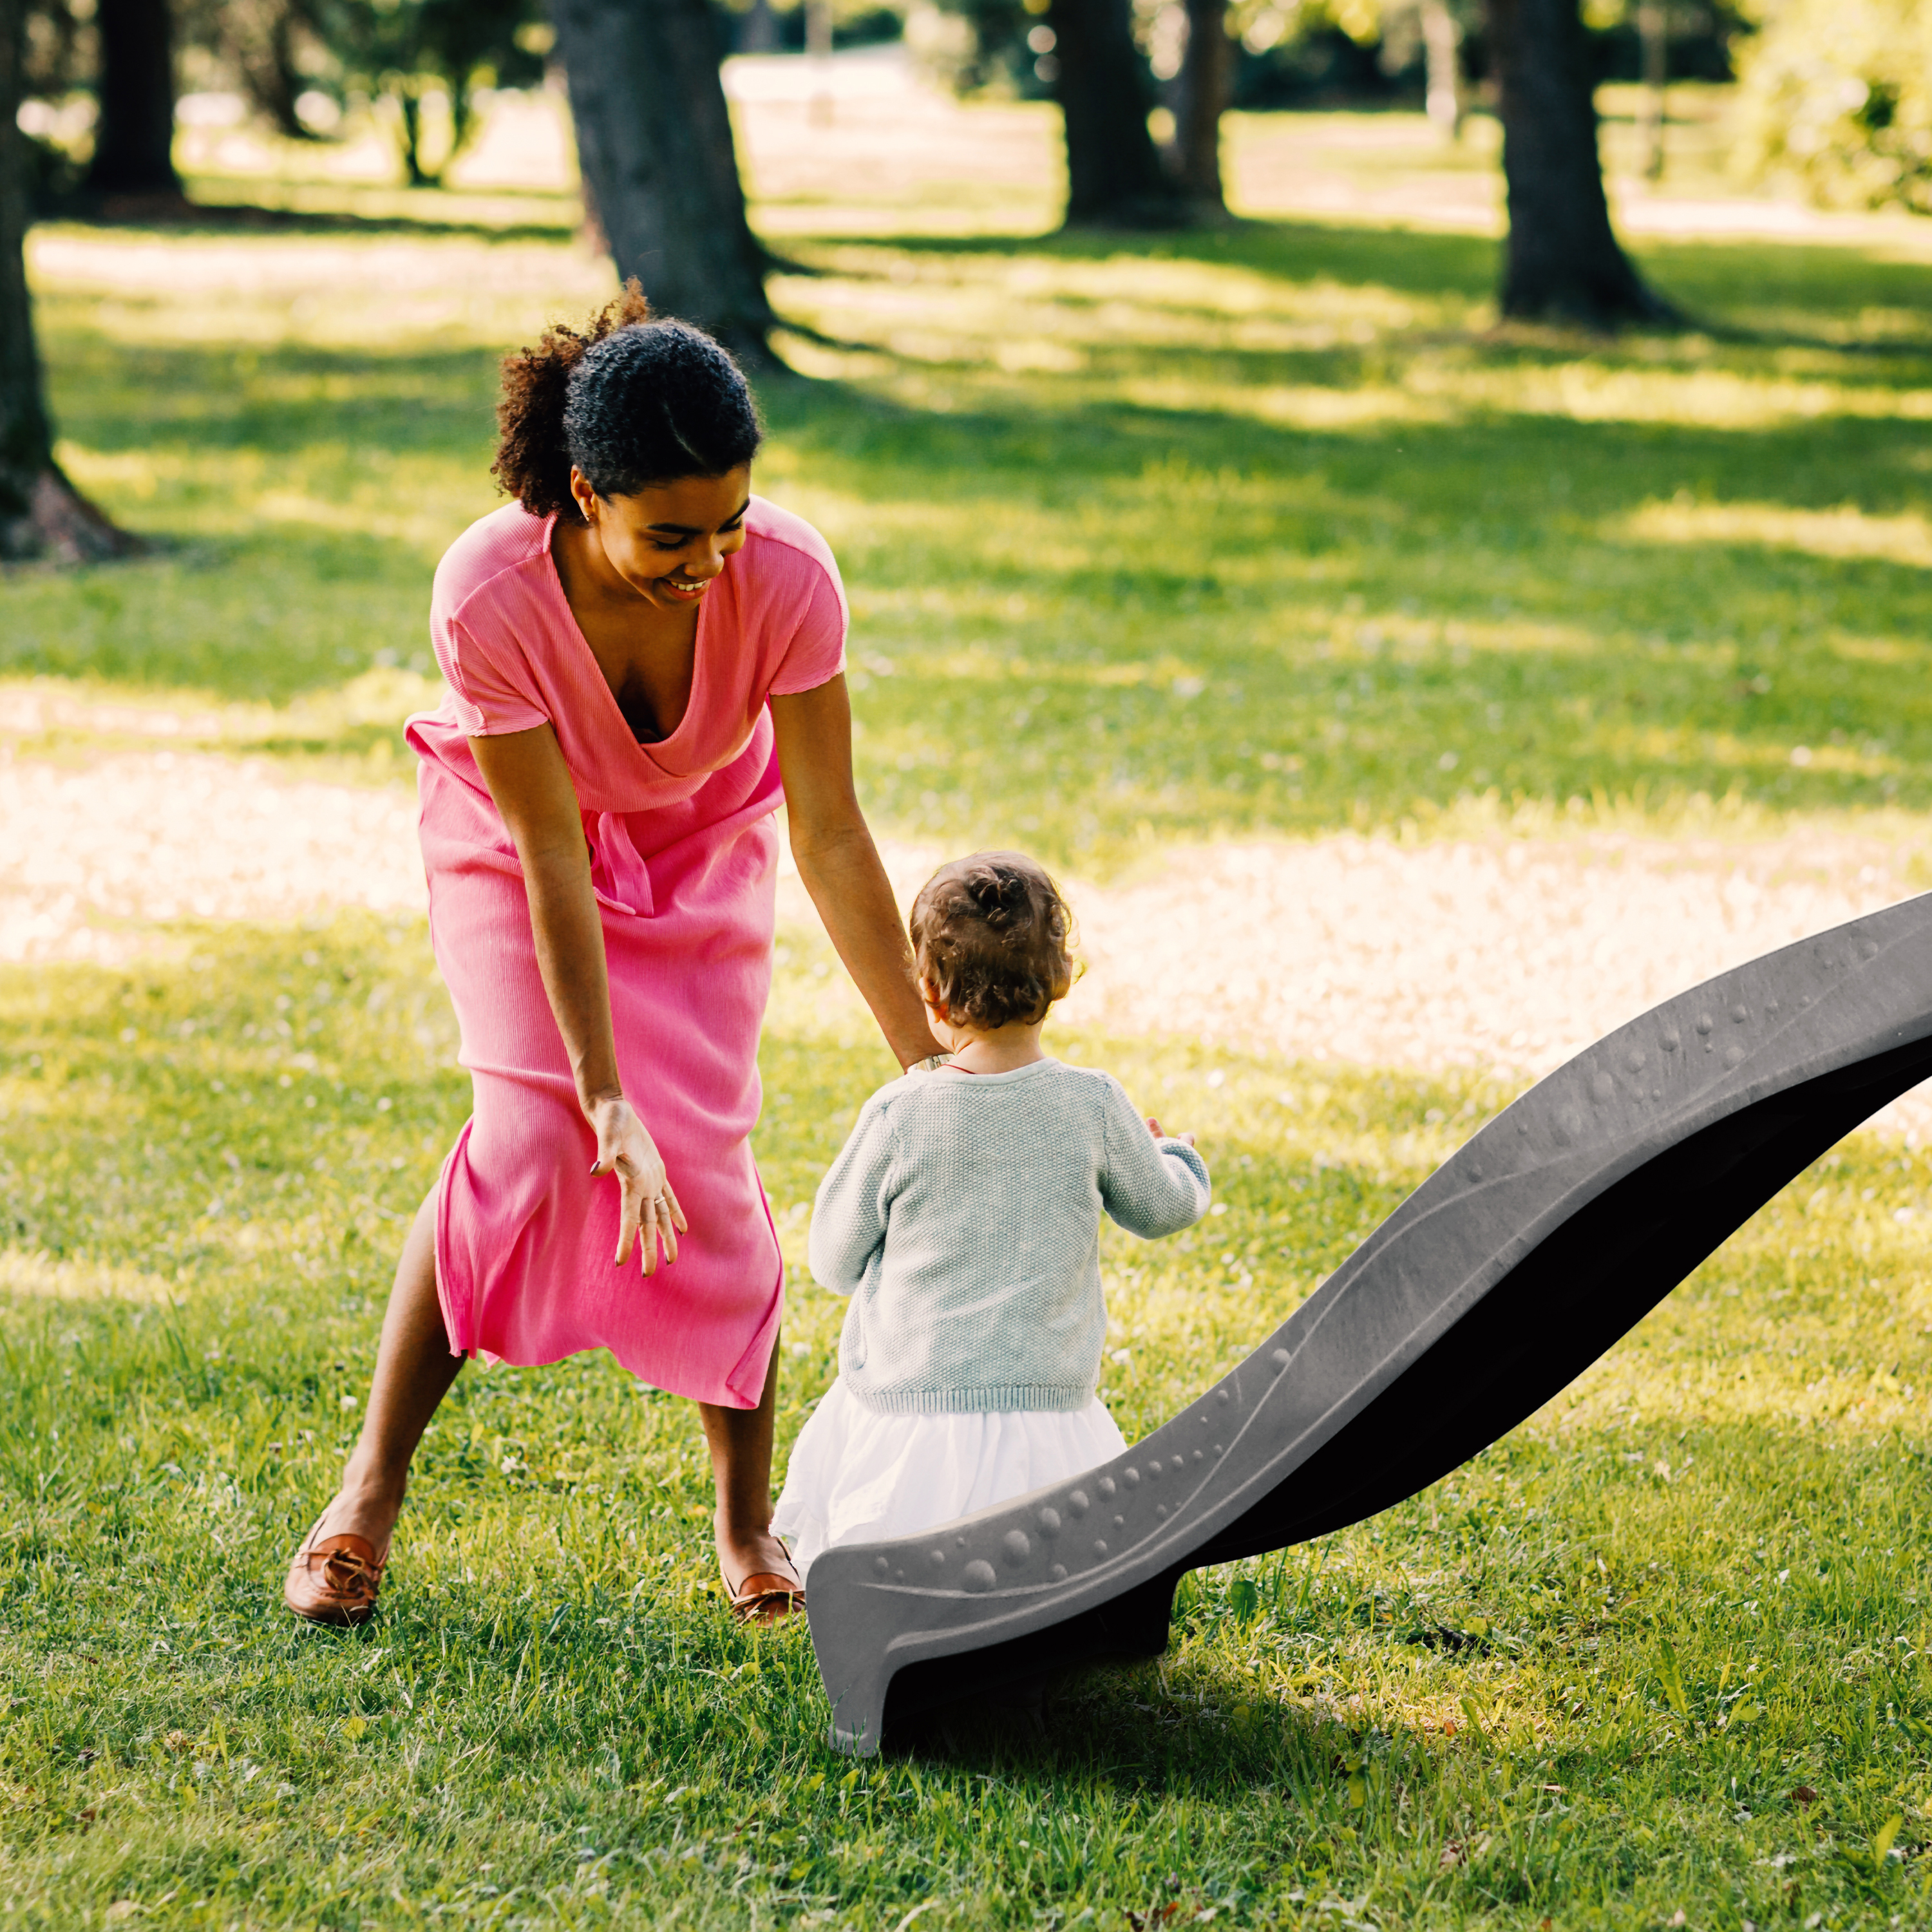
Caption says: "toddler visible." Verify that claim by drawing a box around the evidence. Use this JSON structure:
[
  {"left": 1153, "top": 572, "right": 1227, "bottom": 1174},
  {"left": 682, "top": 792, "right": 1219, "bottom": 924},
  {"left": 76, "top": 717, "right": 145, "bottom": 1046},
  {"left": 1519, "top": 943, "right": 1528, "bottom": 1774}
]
[{"left": 772, "top": 851, "right": 1211, "bottom": 1577}]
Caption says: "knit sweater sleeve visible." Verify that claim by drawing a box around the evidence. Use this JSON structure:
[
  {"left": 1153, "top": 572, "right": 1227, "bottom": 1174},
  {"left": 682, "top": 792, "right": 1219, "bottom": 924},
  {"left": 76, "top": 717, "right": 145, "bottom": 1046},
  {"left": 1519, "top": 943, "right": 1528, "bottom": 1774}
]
[
  {"left": 806, "top": 1088, "right": 900, "bottom": 1294},
  {"left": 1097, "top": 1075, "right": 1212, "bottom": 1238}
]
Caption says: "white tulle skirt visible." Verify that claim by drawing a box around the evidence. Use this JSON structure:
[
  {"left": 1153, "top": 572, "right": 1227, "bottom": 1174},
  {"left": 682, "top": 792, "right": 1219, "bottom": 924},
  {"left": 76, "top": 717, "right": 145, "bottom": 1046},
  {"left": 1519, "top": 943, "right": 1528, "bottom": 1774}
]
[{"left": 772, "top": 1378, "right": 1128, "bottom": 1580}]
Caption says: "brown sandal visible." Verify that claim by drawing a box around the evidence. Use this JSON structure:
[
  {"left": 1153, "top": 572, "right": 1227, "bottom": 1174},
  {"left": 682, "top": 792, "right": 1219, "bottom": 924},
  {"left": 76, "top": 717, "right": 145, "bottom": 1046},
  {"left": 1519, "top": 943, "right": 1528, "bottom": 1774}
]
[
  {"left": 723, "top": 1539, "right": 806, "bottom": 1625},
  {"left": 284, "top": 1512, "right": 389, "bottom": 1626}
]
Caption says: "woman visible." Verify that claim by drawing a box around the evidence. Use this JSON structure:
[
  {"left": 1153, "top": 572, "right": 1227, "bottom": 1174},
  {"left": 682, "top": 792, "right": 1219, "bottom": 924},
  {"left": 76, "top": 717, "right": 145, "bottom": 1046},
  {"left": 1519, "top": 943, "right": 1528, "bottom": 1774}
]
[{"left": 283, "top": 288, "right": 941, "bottom": 1627}]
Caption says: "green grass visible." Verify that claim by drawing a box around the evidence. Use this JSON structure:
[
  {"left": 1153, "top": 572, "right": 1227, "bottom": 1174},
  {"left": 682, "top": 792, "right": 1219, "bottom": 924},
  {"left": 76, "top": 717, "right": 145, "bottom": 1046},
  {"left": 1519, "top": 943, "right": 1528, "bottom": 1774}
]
[
  {"left": 6, "top": 920, "right": 1932, "bottom": 1927},
  {"left": 10, "top": 98, "right": 1932, "bottom": 1928},
  {"left": 12, "top": 206, "right": 1932, "bottom": 867}
]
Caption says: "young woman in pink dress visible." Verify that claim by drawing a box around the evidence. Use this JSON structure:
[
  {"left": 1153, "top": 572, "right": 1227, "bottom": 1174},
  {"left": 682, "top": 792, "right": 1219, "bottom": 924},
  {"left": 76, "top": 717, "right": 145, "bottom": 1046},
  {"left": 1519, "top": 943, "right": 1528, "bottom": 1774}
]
[{"left": 283, "top": 289, "right": 942, "bottom": 1627}]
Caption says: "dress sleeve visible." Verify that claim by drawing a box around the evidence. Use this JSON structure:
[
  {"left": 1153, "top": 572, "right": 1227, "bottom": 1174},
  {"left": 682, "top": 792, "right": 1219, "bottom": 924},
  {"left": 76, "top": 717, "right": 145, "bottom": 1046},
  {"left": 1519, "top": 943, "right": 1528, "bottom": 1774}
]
[
  {"left": 1098, "top": 1075, "right": 1213, "bottom": 1239},
  {"left": 434, "top": 609, "right": 551, "bottom": 738},
  {"left": 807, "top": 1089, "right": 898, "bottom": 1294},
  {"left": 766, "top": 553, "right": 849, "bottom": 698}
]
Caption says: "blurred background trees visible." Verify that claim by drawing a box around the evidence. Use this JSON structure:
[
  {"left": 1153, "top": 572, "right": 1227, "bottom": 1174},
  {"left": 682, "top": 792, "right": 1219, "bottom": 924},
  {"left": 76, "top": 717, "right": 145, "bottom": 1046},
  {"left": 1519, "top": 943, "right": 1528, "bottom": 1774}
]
[
  {"left": 84, "top": 0, "right": 178, "bottom": 194},
  {"left": 548, "top": 0, "right": 775, "bottom": 359},
  {"left": 6, "top": 0, "right": 1932, "bottom": 440},
  {"left": 1734, "top": 0, "right": 1932, "bottom": 213},
  {"left": 311, "top": 0, "right": 547, "bottom": 187},
  {"left": 2, "top": 0, "right": 131, "bottom": 554}
]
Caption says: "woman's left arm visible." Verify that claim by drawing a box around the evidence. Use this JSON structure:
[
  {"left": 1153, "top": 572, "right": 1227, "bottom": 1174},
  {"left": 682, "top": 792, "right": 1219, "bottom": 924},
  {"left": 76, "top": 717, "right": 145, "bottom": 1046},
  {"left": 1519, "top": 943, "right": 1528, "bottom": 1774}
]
[{"left": 770, "top": 676, "right": 944, "bottom": 1071}]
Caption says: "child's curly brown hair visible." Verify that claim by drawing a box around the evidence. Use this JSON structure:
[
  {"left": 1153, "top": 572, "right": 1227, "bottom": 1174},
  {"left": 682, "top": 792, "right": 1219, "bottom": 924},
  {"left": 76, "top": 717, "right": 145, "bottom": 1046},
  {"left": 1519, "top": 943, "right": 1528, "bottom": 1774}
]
[
  {"left": 910, "top": 852, "right": 1077, "bottom": 1033},
  {"left": 491, "top": 281, "right": 763, "bottom": 520}
]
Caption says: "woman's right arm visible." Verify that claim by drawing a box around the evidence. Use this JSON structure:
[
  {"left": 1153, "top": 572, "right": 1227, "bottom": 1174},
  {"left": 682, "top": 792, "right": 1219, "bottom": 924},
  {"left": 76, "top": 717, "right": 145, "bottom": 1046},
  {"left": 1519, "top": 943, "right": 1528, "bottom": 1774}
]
[{"left": 468, "top": 724, "right": 687, "bottom": 1273}]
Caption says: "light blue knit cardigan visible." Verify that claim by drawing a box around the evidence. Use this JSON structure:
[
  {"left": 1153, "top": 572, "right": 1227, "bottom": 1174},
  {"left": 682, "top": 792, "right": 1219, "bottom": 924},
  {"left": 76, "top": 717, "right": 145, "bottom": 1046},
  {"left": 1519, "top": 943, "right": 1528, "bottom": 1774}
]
[{"left": 807, "top": 1059, "right": 1213, "bottom": 1414}]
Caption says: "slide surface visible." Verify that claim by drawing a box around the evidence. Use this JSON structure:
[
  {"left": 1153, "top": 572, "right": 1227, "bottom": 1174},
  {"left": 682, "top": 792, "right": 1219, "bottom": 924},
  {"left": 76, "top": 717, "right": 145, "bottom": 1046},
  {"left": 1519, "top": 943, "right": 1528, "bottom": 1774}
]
[{"left": 807, "top": 893, "right": 1932, "bottom": 1754}]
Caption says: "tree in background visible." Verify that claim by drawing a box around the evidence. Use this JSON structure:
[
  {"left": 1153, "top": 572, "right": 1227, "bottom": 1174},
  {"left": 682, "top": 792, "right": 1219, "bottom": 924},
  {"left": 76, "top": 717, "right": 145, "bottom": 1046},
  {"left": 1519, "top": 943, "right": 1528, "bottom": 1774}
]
[
  {"left": 1734, "top": 0, "right": 1932, "bottom": 213},
  {"left": 189, "top": 0, "right": 321, "bottom": 142},
  {"left": 83, "top": 0, "right": 180, "bottom": 196},
  {"left": 1048, "top": 0, "right": 1190, "bottom": 223},
  {"left": 1486, "top": 0, "right": 1676, "bottom": 324},
  {"left": 316, "top": 0, "right": 545, "bottom": 187},
  {"left": 1, "top": 0, "right": 133, "bottom": 556},
  {"left": 1170, "top": 0, "right": 1233, "bottom": 210},
  {"left": 547, "top": 0, "right": 775, "bottom": 361}
]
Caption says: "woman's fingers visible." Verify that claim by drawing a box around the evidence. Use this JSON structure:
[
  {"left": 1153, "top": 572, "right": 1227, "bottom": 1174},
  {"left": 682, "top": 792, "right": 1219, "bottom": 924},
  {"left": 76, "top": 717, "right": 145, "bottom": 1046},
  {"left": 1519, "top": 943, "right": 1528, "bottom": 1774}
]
[
  {"left": 661, "top": 1179, "right": 689, "bottom": 1234},
  {"left": 613, "top": 1161, "right": 645, "bottom": 1266},
  {"left": 638, "top": 1187, "right": 661, "bottom": 1275},
  {"left": 586, "top": 1103, "right": 685, "bottom": 1275}
]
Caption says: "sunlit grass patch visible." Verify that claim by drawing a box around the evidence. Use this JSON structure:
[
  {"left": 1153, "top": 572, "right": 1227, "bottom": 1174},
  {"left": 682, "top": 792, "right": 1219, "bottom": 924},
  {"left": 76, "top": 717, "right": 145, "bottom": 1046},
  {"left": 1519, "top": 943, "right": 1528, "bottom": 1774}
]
[
  {"left": 7, "top": 917, "right": 1932, "bottom": 1924},
  {"left": 6, "top": 202, "right": 1932, "bottom": 863},
  {"left": 1622, "top": 496, "right": 1932, "bottom": 569}
]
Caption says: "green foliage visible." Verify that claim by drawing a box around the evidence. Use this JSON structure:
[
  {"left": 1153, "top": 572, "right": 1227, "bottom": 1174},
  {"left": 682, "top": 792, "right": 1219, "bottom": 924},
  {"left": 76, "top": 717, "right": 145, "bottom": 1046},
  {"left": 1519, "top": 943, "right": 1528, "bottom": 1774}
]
[
  {"left": 1734, "top": 0, "right": 1932, "bottom": 213},
  {"left": 6, "top": 919, "right": 1932, "bottom": 1925},
  {"left": 310, "top": 0, "right": 548, "bottom": 185}
]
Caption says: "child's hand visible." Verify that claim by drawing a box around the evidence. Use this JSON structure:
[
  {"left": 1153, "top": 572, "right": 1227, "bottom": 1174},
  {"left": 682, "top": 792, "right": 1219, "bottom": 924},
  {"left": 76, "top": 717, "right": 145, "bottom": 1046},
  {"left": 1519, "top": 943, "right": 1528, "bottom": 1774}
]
[{"left": 1146, "top": 1117, "right": 1197, "bottom": 1147}]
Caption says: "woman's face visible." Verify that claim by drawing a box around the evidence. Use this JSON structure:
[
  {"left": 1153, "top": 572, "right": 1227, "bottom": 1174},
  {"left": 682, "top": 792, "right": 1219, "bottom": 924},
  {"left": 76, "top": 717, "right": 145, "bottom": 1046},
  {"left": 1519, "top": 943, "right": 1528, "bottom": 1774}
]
[{"left": 572, "top": 464, "right": 752, "bottom": 612}]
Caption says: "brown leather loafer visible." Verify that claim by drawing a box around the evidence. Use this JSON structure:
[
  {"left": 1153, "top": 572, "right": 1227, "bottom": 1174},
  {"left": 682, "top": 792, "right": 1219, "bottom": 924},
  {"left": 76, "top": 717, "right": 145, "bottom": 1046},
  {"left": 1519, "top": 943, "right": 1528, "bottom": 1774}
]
[
  {"left": 284, "top": 1514, "right": 388, "bottom": 1626},
  {"left": 723, "top": 1537, "right": 806, "bottom": 1626},
  {"left": 725, "top": 1569, "right": 806, "bottom": 1625}
]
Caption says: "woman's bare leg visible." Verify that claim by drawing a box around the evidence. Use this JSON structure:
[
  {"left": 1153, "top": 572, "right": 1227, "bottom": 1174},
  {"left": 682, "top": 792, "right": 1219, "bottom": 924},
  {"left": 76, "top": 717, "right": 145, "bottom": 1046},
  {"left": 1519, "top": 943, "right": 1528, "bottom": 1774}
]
[
  {"left": 312, "top": 1189, "right": 464, "bottom": 1552},
  {"left": 699, "top": 1334, "right": 798, "bottom": 1595}
]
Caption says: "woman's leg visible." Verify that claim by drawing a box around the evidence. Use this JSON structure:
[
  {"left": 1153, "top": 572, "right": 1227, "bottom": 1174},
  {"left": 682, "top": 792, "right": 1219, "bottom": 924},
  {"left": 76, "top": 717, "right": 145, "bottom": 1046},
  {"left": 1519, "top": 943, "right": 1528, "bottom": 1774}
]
[
  {"left": 699, "top": 1332, "right": 799, "bottom": 1594},
  {"left": 312, "top": 1188, "right": 464, "bottom": 1551}
]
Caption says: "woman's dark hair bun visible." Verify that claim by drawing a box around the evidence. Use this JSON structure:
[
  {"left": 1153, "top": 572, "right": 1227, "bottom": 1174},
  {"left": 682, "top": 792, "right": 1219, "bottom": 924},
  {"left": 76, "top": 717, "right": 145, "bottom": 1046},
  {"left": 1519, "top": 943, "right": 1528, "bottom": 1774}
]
[{"left": 492, "top": 281, "right": 763, "bottom": 519}]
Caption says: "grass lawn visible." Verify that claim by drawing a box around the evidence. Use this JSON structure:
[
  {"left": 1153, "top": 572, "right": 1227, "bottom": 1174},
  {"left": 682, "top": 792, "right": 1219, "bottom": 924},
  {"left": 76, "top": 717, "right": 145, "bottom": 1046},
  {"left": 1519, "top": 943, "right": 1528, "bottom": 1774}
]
[
  {"left": 6, "top": 85, "right": 1932, "bottom": 1929},
  {"left": 7, "top": 921, "right": 1932, "bottom": 1927}
]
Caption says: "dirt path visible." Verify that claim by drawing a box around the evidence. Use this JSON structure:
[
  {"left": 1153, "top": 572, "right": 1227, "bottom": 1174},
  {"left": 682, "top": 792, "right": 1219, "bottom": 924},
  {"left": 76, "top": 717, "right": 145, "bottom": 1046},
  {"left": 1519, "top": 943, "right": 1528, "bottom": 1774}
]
[{"left": 4, "top": 746, "right": 1925, "bottom": 1132}]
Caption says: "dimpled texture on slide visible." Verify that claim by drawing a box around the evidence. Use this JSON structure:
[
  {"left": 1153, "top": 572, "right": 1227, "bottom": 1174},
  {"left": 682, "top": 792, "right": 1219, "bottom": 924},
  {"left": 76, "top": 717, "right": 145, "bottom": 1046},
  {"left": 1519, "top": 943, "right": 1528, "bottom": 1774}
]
[{"left": 808, "top": 892, "right": 1932, "bottom": 1754}]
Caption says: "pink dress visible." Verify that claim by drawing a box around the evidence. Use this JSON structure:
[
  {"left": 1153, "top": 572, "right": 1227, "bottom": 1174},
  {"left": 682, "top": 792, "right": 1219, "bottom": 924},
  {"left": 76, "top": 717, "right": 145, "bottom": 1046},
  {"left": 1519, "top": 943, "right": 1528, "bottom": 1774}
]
[{"left": 404, "top": 497, "right": 848, "bottom": 1409}]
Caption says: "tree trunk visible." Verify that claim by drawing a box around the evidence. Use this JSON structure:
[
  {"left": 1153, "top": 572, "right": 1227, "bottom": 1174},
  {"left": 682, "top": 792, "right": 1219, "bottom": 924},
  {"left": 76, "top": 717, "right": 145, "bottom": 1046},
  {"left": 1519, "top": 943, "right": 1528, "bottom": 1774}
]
[
  {"left": 394, "top": 87, "right": 433, "bottom": 187},
  {"left": 230, "top": 0, "right": 315, "bottom": 142},
  {"left": 547, "top": 0, "right": 774, "bottom": 364},
  {"left": 1421, "top": 0, "right": 1463, "bottom": 140},
  {"left": 1636, "top": 0, "right": 1667, "bottom": 180},
  {"left": 1170, "top": 0, "right": 1230, "bottom": 214},
  {"left": 1488, "top": 0, "right": 1676, "bottom": 326},
  {"left": 84, "top": 0, "right": 181, "bottom": 198},
  {"left": 1, "top": 0, "right": 135, "bottom": 559},
  {"left": 1049, "top": 0, "right": 1186, "bottom": 227}
]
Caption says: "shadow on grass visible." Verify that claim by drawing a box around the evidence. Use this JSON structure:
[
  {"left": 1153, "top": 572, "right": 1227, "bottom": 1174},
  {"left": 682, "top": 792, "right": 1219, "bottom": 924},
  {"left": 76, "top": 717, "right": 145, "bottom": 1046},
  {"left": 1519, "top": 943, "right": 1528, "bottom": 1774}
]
[{"left": 804, "top": 217, "right": 1932, "bottom": 355}]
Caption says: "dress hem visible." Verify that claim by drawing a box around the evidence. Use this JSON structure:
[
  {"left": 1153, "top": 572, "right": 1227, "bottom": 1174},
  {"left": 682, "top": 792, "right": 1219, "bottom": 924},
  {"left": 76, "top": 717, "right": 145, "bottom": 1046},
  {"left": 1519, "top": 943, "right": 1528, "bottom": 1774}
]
[{"left": 431, "top": 1131, "right": 785, "bottom": 1411}]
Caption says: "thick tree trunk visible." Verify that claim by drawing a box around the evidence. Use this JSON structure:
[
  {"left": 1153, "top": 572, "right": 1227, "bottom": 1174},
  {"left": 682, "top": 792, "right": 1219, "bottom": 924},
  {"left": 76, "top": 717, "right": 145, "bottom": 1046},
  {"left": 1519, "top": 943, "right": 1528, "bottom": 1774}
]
[
  {"left": 547, "top": 0, "right": 774, "bottom": 363},
  {"left": 1170, "top": 0, "right": 1231, "bottom": 214},
  {"left": 1488, "top": 0, "right": 1676, "bottom": 325},
  {"left": 85, "top": 0, "right": 181, "bottom": 198},
  {"left": 1, "top": 0, "right": 135, "bottom": 559},
  {"left": 1049, "top": 0, "right": 1186, "bottom": 227}
]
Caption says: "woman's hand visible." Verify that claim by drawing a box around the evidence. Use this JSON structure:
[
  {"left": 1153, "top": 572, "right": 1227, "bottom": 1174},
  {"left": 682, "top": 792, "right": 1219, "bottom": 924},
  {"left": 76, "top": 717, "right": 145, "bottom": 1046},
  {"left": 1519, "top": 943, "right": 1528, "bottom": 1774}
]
[{"left": 588, "top": 1095, "right": 688, "bottom": 1273}]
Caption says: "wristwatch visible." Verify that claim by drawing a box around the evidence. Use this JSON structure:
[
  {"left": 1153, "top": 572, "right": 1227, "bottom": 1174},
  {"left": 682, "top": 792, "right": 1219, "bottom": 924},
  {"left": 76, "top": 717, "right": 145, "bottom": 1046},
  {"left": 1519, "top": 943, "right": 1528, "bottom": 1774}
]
[{"left": 912, "top": 1052, "right": 954, "bottom": 1075}]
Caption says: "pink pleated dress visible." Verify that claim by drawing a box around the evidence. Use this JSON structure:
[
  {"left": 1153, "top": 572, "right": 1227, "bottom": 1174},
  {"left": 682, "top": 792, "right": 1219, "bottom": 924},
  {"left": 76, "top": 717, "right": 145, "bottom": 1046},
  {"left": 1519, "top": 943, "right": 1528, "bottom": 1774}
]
[{"left": 404, "top": 496, "right": 847, "bottom": 1409}]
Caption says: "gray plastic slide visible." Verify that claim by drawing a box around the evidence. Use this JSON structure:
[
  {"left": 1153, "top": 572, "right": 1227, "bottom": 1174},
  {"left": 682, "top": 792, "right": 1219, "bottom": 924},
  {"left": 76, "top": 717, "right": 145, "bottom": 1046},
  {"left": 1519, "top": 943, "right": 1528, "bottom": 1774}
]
[{"left": 805, "top": 893, "right": 1932, "bottom": 1754}]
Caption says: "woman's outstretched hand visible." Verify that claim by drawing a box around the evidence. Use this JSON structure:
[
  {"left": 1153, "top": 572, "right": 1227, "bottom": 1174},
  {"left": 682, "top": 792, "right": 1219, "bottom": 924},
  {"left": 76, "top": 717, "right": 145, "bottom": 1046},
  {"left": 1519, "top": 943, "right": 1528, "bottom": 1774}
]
[{"left": 588, "top": 1095, "right": 688, "bottom": 1272}]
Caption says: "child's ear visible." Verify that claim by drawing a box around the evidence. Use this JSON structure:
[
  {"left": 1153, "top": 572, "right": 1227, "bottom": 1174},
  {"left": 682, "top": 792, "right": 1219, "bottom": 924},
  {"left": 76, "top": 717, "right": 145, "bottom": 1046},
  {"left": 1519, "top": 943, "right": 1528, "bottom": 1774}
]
[{"left": 918, "top": 975, "right": 945, "bottom": 1019}]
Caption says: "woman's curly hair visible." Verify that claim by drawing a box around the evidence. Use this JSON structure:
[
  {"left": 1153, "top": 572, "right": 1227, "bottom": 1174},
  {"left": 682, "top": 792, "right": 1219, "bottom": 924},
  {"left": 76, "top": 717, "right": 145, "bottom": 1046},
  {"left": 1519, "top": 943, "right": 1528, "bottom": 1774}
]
[
  {"left": 910, "top": 852, "right": 1078, "bottom": 1034},
  {"left": 491, "top": 282, "right": 763, "bottom": 519}
]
